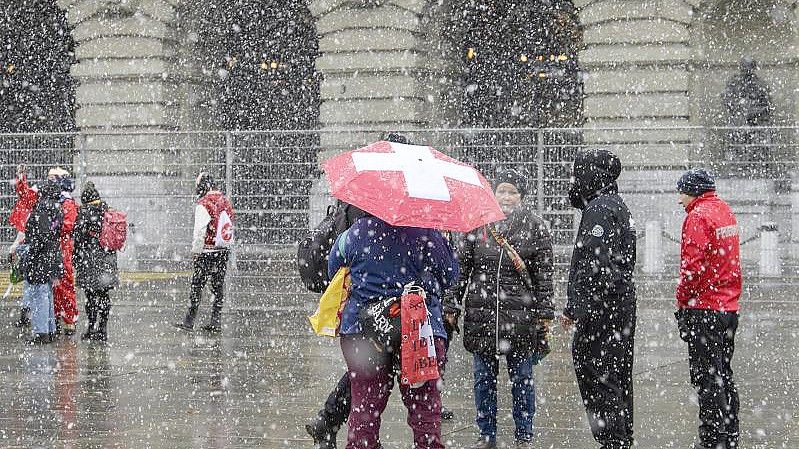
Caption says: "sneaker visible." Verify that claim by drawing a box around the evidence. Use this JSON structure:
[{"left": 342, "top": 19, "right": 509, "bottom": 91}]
[
  {"left": 173, "top": 322, "right": 194, "bottom": 332},
  {"left": 469, "top": 437, "right": 497, "bottom": 449},
  {"left": 441, "top": 405, "right": 454, "bottom": 420}
]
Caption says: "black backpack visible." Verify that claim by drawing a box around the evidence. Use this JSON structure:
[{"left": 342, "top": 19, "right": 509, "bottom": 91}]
[{"left": 297, "top": 205, "right": 339, "bottom": 293}]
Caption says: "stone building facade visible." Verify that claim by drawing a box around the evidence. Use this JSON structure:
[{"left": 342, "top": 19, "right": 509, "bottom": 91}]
[{"left": 54, "top": 0, "right": 799, "bottom": 261}]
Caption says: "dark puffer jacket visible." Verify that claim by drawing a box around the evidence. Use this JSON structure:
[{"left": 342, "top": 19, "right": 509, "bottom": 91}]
[
  {"left": 564, "top": 149, "right": 636, "bottom": 321},
  {"left": 73, "top": 201, "right": 119, "bottom": 291},
  {"left": 447, "top": 205, "right": 555, "bottom": 356},
  {"left": 21, "top": 182, "right": 64, "bottom": 285}
]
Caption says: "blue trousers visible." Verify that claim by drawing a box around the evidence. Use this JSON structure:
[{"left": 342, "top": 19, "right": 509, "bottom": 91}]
[
  {"left": 29, "top": 283, "right": 55, "bottom": 335},
  {"left": 473, "top": 351, "right": 536, "bottom": 442}
]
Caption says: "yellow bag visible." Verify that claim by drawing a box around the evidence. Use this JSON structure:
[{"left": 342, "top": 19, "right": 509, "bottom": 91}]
[{"left": 308, "top": 267, "right": 350, "bottom": 337}]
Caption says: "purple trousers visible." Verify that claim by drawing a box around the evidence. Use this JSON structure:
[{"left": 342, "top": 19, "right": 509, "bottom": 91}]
[{"left": 341, "top": 334, "right": 447, "bottom": 449}]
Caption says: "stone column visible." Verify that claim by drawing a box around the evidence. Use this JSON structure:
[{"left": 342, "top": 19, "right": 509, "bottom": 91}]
[
  {"left": 58, "top": 0, "right": 190, "bottom": 267},
  {"left": 310, "top": 0, "right": 431, "bottom": 155},
  {"left": 575, "top": 0, "right": 697, "bottom": 256}
]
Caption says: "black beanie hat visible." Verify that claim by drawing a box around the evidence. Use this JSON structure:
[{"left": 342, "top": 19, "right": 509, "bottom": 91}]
[
  {"left": 81, "top": 181, "right": 101, "bottom": 203},
  {"left": 677, "top": 168, "right": 715, "bottom": 197},
  {"left": 196, "top": 172, "right": 215, "bottom": 197},
  {"left": 493, "top": 168, "right": 528, "bottom": 197}
]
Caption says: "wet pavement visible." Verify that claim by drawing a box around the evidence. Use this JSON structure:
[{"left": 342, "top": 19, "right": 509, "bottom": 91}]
[{"left": 0, "top": 276, "right": 797, "bottom": 449}]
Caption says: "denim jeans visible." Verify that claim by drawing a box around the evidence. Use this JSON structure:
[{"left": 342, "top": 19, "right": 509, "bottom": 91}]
[
  {"left": 29, "top": 283, "right": 55, "bottom": 335},
  {"left": 473, "top": 351, "right": 536, "bottom": 442}
]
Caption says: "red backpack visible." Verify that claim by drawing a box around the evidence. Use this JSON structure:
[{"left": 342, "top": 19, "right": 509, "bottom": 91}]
[{"left": 99, "top": 209, "right": 128, "bottom": 251}]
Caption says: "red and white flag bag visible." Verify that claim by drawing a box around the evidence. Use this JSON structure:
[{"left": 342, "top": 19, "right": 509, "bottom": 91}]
[
  {"left": 214, "top": 209, "right": 234, "bottom": 248},
  {"left": 400, "top": 284, "right": 440, "bottom": 388}
]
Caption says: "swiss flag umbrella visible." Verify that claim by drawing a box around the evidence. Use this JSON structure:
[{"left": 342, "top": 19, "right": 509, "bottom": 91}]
[{"left": 323, "top": 140, "right": 505, "bottom": 232}]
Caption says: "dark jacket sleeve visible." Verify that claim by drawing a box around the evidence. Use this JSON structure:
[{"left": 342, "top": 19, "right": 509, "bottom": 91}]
[
  {"left": 442, "top": 231, "right": 475, "bottom": 316},
  {"left": 564, "top": 203, "right": 617, "bottom": 321},
  {"left": 424, "top": 231, "right": 459, "bottom": 296},
  {"left": 527, "top": 218, "right": 555, "bottom": 318}
]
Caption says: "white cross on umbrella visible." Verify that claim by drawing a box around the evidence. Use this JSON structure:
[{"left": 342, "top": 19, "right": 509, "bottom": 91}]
[{"left": 351, "top": 142, "right": 482, "bottom": 201}]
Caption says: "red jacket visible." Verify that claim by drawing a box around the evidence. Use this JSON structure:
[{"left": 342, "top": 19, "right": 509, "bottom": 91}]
[
  {"left": 676, "top": 192, "right": 742, "bottom": 312},
  {"left": 198, "top": 191, "right": 234, "bottom": 248}
]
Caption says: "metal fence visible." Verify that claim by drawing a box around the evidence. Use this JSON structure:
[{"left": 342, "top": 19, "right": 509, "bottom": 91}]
[{"left": 0, "top": 127, "right": 796, "bottom": 280}]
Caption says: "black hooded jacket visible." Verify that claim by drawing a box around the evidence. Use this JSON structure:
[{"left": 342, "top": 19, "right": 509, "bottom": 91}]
[
  {"left": 446, "top": 204, "right": 555, "bottom": 355},
  {"left": 21, "top": 182, "right": 64, "bottom": 285},
  {"left": 564, "top": 150, "right": 636, "bottom": 321}
]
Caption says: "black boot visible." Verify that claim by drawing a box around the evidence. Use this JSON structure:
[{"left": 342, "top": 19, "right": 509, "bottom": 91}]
[
  {"left": 13, "top": 307, "right": 31, "bottom": 328},
  {"left": 175, "top": 303, "right": 198, "bottom": 331},
  {"left": 92, "top": 308, "right": 109, "bottom": 342},
  {"left": 82, "top": 308, "right": 97, "bottom": 341},
  {"left": 201, "top": 306, "right": 222, "bottom": 333},
  {"left": 26, "top": 333, "right": 53, "bottom": 345},
  {"left": 305, "top": 414, "right": 336, "bottom": 449}
]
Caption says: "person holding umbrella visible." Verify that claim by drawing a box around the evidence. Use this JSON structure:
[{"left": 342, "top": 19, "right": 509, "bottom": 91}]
[
  {"left": 322, "top": 138, "right": 504, "bottom": 449},
  {"left": 444, "top": 168, "right": 555, "bottom": 449}
]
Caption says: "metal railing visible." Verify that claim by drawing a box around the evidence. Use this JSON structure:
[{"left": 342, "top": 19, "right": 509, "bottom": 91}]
[{"left": 0, "top": 127, "right": 796, "bottom": 280}]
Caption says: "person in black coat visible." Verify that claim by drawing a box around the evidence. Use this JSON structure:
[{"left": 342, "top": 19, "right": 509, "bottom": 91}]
[
  {"left": 73, "top": 182, "right": 119, "bottom": 341},
  {"left": 444, "top": 169, "right": 555, "bottom": 449},
  {"left": 560, "top": 149, "right": 637, "bottom": 449},
  {"left": 20, "top": 180, "right": 64, "bottom": 344}
]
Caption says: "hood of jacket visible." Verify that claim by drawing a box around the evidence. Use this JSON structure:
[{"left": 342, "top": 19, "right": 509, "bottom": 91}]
[{"left": 568, "top": 149, "right": 622, "bottom": 209}]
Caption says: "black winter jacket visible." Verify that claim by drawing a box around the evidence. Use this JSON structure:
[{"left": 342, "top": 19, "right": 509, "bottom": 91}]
[
  {"left": 446, "top": 205, "right": 555, "bottom": 356},
  {"left": 73, "top": 200, "right": 119, "bottom": 291},
  {"left": 564, "top": 185, "right": 636, "bottom": 322},
  {"left": 21, "top": 183, "right": 64, "bottom": 285}
]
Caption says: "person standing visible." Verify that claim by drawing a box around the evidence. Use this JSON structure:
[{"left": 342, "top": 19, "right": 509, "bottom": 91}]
[
  {"left": 560, "top": 149, "right": 637, "bottom": 449},
  {"left": 20, "top": 181, "right": 64, "bottom": 344},
  {"left": 174, "top": 172, "right": 234, "bottom": 333},
  {"left": 674, "top": 169, "right": 741, "bottom": 449},
  {"left": 73, "top": 182, "right": 119, "bottom": 341},
  {"left": 329, "top": 214, "right": 458, "bottom": 449},
  {"left": 444, "top": 168, "right": 554, "bottom": 449}
]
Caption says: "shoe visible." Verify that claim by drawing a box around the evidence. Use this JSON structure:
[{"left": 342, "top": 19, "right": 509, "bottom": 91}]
[
  {"left": 13, "top": 307, "right": 31, "bottom": 328},
  {"left": 62, "top": 324, "right": 76, "bottom": 336},
  {"left": 305, "top": 416, "right": 336, "bottom": 449},
  {"left": 469, "top": 437, "right": 497, "bottom": 449},
  {"left": 515, "top": 440, "right": 534, "bottom": 448},
  {"left": 81, "top": 330, "right": 94, "bottom": 341},
  {"left": 201, "top": 324, "right": 222, "bottom": 334},
  {"left": 173, "top": 322, "right": 194, "bottom": 332},
  {"left": 441, "top": 405, "right": 454, "bottom": 420},
  {"left": 26, "top": 333, "right": 52, "bottom": 345}
]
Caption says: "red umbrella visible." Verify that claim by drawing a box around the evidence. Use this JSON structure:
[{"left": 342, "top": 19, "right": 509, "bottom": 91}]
[{"left": 323, "top": 140, "right": 505, "bottom": 232}]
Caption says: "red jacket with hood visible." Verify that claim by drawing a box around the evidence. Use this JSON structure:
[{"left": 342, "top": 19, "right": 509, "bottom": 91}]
[{"left": 676, "top": 191, "right": 742, "bottom": 312}]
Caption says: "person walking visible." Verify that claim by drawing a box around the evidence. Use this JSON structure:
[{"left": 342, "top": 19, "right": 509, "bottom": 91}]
[
  {"left": 174, "top": 172, "right": 234, "bottom": 333},
  {"left": 443, "top": 168, "right": 554, "bottom": 449},
  {"left": 20, "top": 181, "right": 64, "bottom": 344},
  {"left": 674, "top": 169, "right": 741, "bottom": 449},
  {"left": 560, "top": 149, "right": 637, "bottom": 449},
  {"left": 73, "top": 182, "right": 119, "bottom": 341},
  {"left": 329, "top": 213, "right": 458, "bottom": 449}
]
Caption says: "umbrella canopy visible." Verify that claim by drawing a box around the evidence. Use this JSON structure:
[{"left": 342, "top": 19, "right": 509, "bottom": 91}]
[{"left": 323, "top": 140, "right": 505, "bottom": 232}]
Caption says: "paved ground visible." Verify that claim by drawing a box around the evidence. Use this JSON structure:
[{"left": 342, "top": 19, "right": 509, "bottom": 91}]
[{"left": 0, "top": 276, "right": 797, "bottom": 449}]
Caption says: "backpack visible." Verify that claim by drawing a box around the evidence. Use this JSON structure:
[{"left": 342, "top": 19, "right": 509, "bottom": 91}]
[
  {"left": 297, "top": 205, "right": 339, "bottom": 293},
  {"left": 214, "top": 209, "right": 234, "bottom": 248},
  {"left": 99, "top": 209, "right": 128, "bottom": 251}
]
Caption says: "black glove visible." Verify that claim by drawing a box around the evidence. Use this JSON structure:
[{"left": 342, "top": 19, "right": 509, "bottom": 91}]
[{"left": 674, "top": 309, "right": 690, "bottom": 342}]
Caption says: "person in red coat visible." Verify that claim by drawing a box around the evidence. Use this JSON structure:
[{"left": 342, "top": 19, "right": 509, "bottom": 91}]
[
  {"left": 48, "top": 168, "right": 79, "bottom": 335},
  {"left": 674, "top": 168, "right": 741, "bottom": 449}
]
